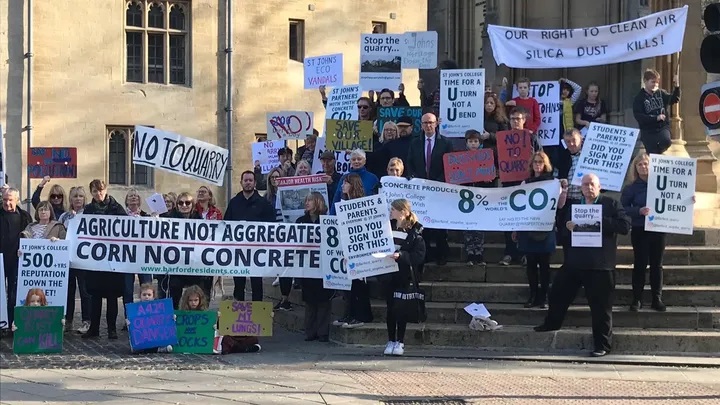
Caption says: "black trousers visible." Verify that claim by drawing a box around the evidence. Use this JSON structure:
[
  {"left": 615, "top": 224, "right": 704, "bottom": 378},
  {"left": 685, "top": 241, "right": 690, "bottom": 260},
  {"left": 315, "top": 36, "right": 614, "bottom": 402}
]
[
  {"left": 89, "top": 295, "right": 119, "bottom": 334},
  {"left": 526, "top": 253, "right": 551, "bottom": 299},
  {"left": 3, "top": 254, "right": 18, "bottom": 328},
  {"left": 342, "top": 279, "right": 373, "bottom": 322},
  {"left": 641, "top": 128, "right": 672, "bottom": 155},
  {"left": 630, "top": 227, "right": 666, "bottom": 300},
  {"left": 279, "top": 277, "right": 293, "bottom": 297},
  {"left": 304, "top": 301, "right": 332, "bottom": 339},
  {"left": 233, "top": 277, "right": 264, "bottom": 301},
  {"left": 544, "top": 268, "right": 615, "bottom": 352},
  {"left": 423, "top": 228, "right": 449, "bottom": 262}
]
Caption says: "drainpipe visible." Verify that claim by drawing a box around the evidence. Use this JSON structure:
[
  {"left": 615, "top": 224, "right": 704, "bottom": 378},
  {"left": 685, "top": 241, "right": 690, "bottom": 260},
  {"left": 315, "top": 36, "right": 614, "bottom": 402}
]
[
  {"left": 225, "top": 0, "right": 233, "bottom": 204},
  {"left": 24, "top": 0, "right": 33, "bottom": 212}
]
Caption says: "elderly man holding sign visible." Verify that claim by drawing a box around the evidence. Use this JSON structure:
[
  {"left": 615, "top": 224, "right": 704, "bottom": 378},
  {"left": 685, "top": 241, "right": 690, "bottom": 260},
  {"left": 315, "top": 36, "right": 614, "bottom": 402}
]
[{"left": 534, "top": 173, "right": 630, "bottom": 358}]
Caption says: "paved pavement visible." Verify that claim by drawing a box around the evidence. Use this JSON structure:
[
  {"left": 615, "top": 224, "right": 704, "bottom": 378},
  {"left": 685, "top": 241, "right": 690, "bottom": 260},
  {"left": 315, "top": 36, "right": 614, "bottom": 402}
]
[{"left": 2, "top": 328, "right": 720, "bottom": 404}]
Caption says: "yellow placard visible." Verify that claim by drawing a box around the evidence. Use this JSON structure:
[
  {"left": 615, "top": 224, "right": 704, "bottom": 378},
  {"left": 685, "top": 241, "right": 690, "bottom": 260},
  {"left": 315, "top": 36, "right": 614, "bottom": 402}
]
[
  {"left": 325, "top": 119, "right": 374, "bottom": 152},
  {"left": 218, "top": 300, "right": 273, "bottom": 337}
]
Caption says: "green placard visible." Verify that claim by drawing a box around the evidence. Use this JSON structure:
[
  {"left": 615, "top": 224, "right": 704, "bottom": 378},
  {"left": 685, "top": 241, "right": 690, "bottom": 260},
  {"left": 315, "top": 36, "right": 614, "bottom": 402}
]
[
  {"left": 325, "top": 119, "right": 374, "bottom": 152},
  {"left": 173, "top": 310, "right": 217, "bottom": 354},
  {"left": 13, "top": 306, "right": 64, "bottom": 354}
]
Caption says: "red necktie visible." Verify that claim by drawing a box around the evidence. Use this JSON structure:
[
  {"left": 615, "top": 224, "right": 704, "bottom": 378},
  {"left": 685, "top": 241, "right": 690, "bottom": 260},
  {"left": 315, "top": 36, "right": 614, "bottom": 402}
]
[{"left": 425, "top": 138, "right": 432, "bottom": 177}]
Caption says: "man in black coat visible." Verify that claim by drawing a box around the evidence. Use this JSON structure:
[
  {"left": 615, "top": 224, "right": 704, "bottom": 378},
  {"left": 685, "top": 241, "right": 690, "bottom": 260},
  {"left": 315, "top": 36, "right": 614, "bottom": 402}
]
[
  {"left": 224, "top": 170, "right": 277, "bottom": 301},
  {"left": 405, "top": 112, "right": 453, "bottom": 265},
  {"left": 0, "top": 188, "right": 33, "bottom": 332},
  {"left": 534, "top": 173, "right": 631, "bottom": 357}
]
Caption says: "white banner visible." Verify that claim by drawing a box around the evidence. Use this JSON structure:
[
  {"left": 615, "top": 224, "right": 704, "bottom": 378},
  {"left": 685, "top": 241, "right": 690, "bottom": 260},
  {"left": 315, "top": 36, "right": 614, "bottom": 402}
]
[
  {"left": 380, "top": 176, "right": 561, "bottom": 231},
  {"left": 320, "top": 215, "right": 351, "bottom": 291},
  {"left": 310, "top": 137, "right": 351, "bottom": 175},
  {"left": 0, "top": 254, "right": 7, "bottom": 329},
  {"left": 645, "top": 154, "right": 697, "bottom": 235},
  {"left": 571, "top": 205, "right": 602, "bottom": 247},
  {"left": 360, "top": 34, "right": 403, "bottom": 91},
  {"left": 16, "top": 239, "right": 71, "bottom": 314},
  {"left": 402, "top": 31, "right": 438, "bottom": 69},
  {"left": 252, "top": 140, "right": 285, "bottom": 174},
  {"left": 325, "top": 85, "right": 361, "bottom": 121},
  {"left": 276, "top": 175, "right": 330, "bottom": 221},
  {"left": 266, "top": 111, "right": 314, "bottom": 140},
  {"left": 488, "top": 6, "right": 688, "bottom": 68},
  {"left": 67, "top": 215, "right": 323, "bottom": 278},
  {"left": 439, "top": 69, "right": 485, "bottom": 137},
  {"left": 335, "top": 196, "right": 398, "bottom": 280},
  {"left": 512, "top": 81, "right": 560, "bottom": 146},
  {"left": 304, "top": 53, "right": 343, "bottom": 89},
  {"left": 132, "top": 126, "right": 229, "bottom": 186},
  {"left": 571, "top": 123, "right": 638, "bottom": 192}
]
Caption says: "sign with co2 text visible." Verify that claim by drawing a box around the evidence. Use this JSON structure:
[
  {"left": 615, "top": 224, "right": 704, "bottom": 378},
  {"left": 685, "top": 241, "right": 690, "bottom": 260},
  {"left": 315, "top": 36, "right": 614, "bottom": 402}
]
[{"left": 320, "top": 215, "right": 351, "bottom": 291}]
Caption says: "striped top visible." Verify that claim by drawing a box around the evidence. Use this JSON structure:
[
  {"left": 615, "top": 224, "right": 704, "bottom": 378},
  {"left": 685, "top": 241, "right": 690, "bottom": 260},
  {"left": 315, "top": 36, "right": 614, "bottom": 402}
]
[
  {"left": 392, "top": 229, "right": 408, "bottom": 251},
  {"left": 30, "top": 224, "right": 48, "bottom": 239}
]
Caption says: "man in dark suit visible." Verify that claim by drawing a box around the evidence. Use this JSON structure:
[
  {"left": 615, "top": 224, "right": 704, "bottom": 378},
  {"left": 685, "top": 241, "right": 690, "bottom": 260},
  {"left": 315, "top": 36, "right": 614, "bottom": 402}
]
[
  {"left": 534, "top": 173, "right": 631, "bottom": 358},
  {"left": 405, "top": 112, "right": 453, "bottom": 265}
]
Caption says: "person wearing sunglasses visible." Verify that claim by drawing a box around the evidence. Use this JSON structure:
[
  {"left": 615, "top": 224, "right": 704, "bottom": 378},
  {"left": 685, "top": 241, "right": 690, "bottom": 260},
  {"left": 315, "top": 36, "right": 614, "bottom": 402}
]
[
  {"left": 31, "top": 175, "right": 67, "bottom": 219},
  {"left": 357, "top": 97, "right": 374, "bottom": 121}
]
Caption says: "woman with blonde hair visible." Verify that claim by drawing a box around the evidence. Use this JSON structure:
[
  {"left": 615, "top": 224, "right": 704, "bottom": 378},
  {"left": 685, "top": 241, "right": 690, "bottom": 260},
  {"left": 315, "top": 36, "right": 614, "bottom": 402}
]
[
  {"left": 32, "top": 176, "right": 67, "bottom": 218},
  {"left": 196, "top": 186, "right": 222, "bottom": 220},
  {"left": 379, "top": 121, "right": 399, "bottom": 144},
  {"left": 59, "top": 186, "right": 91, "bottom": 333},
  {"left": 387, "top": 157, "right": 404, "bottom": 177},
  {"left": 382, "top": 199, "right": 426, "bottom": 356}
]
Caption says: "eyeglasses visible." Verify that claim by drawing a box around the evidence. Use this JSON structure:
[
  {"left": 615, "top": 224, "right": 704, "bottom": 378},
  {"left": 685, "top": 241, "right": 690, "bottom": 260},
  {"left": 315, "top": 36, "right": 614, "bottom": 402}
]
[
  {"left": 510, "top": 117, "right": 523, "bottom": 121},
  {"left": 421, "top": 121, "right": 436, "bottom": 125},
  {"left": 177, "top": 200, "right": 193, "bottom": 206},
  {"left": 357, "top": 105, "right": 370, "bottom": 110},
  {"left": 50, "top": 194, "right": 63, "bottom": 199}
]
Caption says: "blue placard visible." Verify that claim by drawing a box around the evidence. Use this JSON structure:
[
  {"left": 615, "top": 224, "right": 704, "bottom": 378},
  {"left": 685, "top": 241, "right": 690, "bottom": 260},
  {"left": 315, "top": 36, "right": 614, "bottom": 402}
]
[
  {"left": 126, "top": 298, "right": 178, "bottom": 351},
  {"left": 377, "top": 107, "right": 423, "bottom": 138}
]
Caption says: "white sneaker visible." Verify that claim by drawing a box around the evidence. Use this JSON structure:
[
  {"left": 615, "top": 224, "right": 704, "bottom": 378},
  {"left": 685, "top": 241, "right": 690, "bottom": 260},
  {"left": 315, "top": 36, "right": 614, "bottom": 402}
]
[
  {"left": 158, "top": 345, "right": 173, "bottom": 353},
  {"left": 77, "top": 321, "right": 90, "bottom": 334},
  {"left": 392, "top": 342, "right": 405, "bottom": 356},
  {"left": 272, "top": 277, "right": 280, "bottom": 287},
  {"left": 383, "top": 341, "right": 396, "bottom": 355}
]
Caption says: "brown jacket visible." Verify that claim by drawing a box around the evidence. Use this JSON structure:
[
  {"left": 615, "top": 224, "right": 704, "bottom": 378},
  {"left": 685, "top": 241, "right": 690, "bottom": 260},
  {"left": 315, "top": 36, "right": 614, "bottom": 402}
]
[{"left": 21, "top": 220, "right": 67, "bottom": 240}]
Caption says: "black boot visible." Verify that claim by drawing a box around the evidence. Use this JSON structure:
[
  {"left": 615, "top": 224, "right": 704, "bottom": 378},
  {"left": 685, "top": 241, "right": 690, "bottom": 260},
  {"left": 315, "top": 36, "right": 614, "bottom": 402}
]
[
  {"left": 651, "top": 296, "right": 666, "bottom": 312},
  {"left": 524, "top": 291, "right": 536, "bottom": 308},
  {"left": 629, "top": 300, "right": 642, "bottom": 312}
]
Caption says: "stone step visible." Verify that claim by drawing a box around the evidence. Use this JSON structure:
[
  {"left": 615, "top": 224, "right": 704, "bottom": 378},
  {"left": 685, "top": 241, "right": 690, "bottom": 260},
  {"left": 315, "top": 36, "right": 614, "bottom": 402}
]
[
  {"left": 329, "top": 323, "right": 720, "bottom": 355},
  {"left": 366, "top": 302, "right": 720, "bottom": 330},
  {"left": 422, "top": 264, "right": 720, "bottom": 286},
  {"left": 418, "top": 282, "right": 720, "bottom": 307},
  {"left": 444, "top": 244, "right": 720, "bottom": 266},
  {"left": 447, "top": 228, "right": 720, "bottom": 247}
]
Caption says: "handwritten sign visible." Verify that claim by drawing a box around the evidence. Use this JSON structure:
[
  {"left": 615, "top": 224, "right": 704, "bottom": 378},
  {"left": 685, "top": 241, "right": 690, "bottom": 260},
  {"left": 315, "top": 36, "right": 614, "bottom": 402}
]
[
  {"left": 13, "top": 306, "right": 63, "bottom": 354},
  {"left": 497, "top": 130, "right": 532, "bottom": 183},
  {"left": 325, "top": 85, "right": 361, "bottom": 121},
  {"left": 266, "top": 111, "right": 314, "bottom": 140},
  {"left": 27, "top": 147, "right": 77, "bottom": 179},
  {"left": 443, "top": 149, "right": 496, "bottom": 184},
  {"left": 512, "top": 81, "right": 560, "bottom": 146},
  {"left": 325, "top": 119, "right": 373, "bottom": 152},
  {"left": 174, "top": 310, "right": 217, "bottom": 354},
  {"left": 252, "top": 140, "right": 285, "bottom": 174},
  {"left": 126, "top": 298, "right": 177, "bottom": 351},
  {"left": 402, "top": 31, "right": 438, "bottom": 69},
  {"left": 218, "top": 300, "right": 273, "bottom": 337},
  {"left": 377, "top": 107, "right": 423, "bottom": 138},
  {"left": 304, "top": 53, "right": 343, "bottom": 89}
]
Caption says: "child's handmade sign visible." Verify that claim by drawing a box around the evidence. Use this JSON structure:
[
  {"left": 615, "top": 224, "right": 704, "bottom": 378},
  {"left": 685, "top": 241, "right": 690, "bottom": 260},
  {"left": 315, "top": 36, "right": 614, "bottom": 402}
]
[
  {"left": 174, "top": 310, "right": 217, "bottom": 354},
  {"left": 13, "top": 306, "right": 63, "bottom": 354},
  {"left": 218, "top": 301, "right": 273, "bottom": 337},
  {"left": 126, "top": 298, "right": 178, "bottom": 351}
]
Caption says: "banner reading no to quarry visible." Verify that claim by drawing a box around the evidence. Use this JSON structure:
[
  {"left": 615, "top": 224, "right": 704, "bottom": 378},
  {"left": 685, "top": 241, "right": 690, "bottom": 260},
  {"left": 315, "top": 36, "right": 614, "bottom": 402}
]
[{"left": 488, "top": 6, "right": 687, "bottom": 69}]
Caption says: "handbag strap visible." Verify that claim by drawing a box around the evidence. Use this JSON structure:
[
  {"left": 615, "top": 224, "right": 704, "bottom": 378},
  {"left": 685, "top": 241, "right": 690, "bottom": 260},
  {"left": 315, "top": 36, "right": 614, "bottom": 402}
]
[{"left": 398, "top": 227, "right": 421, "bottom": 291}]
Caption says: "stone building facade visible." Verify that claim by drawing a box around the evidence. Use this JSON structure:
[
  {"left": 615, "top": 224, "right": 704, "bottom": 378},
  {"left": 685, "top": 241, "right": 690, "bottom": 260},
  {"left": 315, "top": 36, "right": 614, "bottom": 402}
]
[{"left": 0, "top": 0, "right": 427, "bottom": 208}]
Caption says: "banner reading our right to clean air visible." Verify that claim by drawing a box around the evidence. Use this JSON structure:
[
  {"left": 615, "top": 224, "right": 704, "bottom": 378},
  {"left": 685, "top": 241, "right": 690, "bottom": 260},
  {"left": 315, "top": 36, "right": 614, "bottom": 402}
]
[{"left": 380, "top": 176, "right": 561, "bottom": 231}]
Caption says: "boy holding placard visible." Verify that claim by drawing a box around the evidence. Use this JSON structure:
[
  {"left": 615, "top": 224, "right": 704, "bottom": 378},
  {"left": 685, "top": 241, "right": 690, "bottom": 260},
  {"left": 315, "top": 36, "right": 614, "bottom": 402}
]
[{"left": 506, "top": 78, "right": 541, "bottom": 135}]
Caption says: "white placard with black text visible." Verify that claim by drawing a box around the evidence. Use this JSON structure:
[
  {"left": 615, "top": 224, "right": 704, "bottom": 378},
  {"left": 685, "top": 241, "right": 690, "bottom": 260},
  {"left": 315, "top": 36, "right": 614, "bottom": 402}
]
[
  {"left": 512, "top": 81, "right": 560, "bottom": 146},
  {"left": 325, "top": 85, "right": 361, "bottom": 121},
  {"left": 645, "top": 154, "right": 697, "bottom": 235},
  {"left": 571, "top": 123, "right": 639, "bottom": 192},
  {"left": 320, "top": 216, "right": 352, "bottom": 291},
  {"left": 16, "top": 239, "right": 71, "bottom": 314},
  {"left": 360, "top": 34, "right": 403, "bottom": 91},
  {"left": 439, "top": 69, "right": 485, "bottom": 137},
  {"left": 571, "top": 205, "right": 603, "bottom": 248}
]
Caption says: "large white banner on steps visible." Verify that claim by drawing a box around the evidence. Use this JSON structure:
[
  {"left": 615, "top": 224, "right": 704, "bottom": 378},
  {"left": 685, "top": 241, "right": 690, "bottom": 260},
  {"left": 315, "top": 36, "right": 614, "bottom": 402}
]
[{"left": 380, "top": 177, "right": 561, "bottom": 231}]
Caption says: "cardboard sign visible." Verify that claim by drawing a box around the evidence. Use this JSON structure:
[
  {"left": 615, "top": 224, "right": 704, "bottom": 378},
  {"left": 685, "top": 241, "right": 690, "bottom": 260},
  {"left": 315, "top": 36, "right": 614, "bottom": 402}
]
[
  {"left": 304, "top": 53, "right": 343, "bottom": 89},
  {"left": 132, "top": 126, "right": 229, "bottom": 186},
  {"left": 266, "top": 111, "right": 314, "bottom": 140},
  {"left": 27, "top": 147, "right": 78, "bottom": 179},
  {"left": 13, "top": 306, "right": 64, "bottom": 354},
  {"left": 402, "top": 31, "right": 438, "bottom": 69},
  {"left": 443, "top": 149, "right": 496, "bottom": 185},
  {"left": 512, "top": 81, "right": 561, "bottom": 146},
  {"left": 16, "top": 239, "right": 71, "bottom": 314},
  {"left": 376, "top": 107, "right": 423, "bottom": 138},
  {"left": 571, "top": 205, "right": 603, "bottom": 247},
  {"left": 218, "top": 300, "right": 273, "bottom": 337},
  {"left": 325, "top": 85, "right": 361, "bottom": 121},
  {"left": 496, "top": 130, "right": 532, "bottom": 183},
  {"left": 126, "top": 298, "right": 178, "bottom": 351},
  {"left": 174, "top": 310, "right": 217, "bottom": 354},
  {"left": 325, "top": 119, "right": 373, "bottom": 151},
  {"left": 645, "top": 154, "right": 697, "bottom": 235}
]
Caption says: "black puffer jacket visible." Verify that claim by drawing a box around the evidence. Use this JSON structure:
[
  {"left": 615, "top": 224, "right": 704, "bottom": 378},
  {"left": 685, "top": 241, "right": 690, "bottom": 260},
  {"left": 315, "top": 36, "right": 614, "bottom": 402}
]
[{"left": 83, "top": 195, "right": 127, "bottom": 298}]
